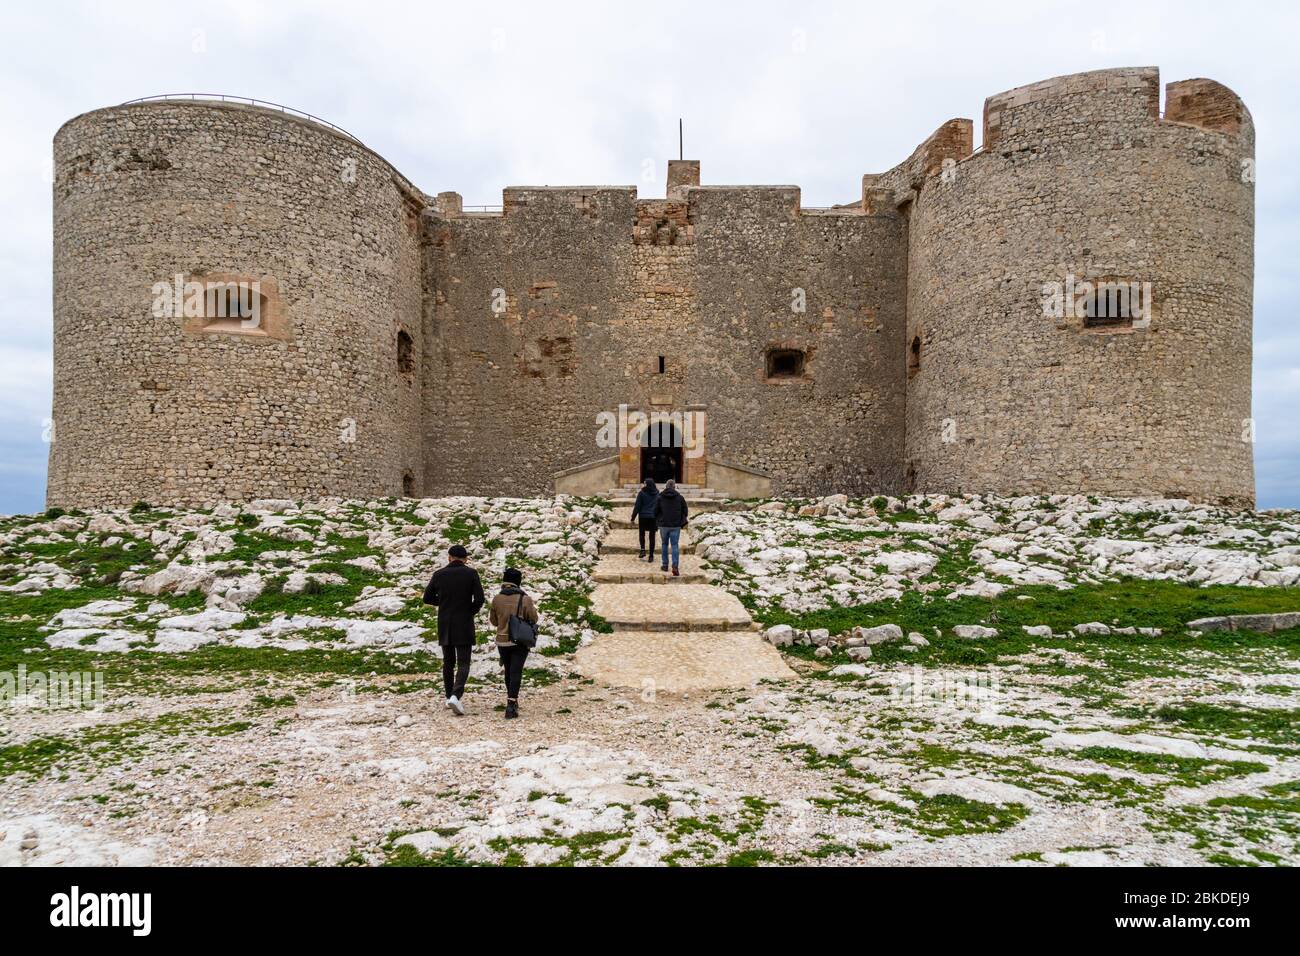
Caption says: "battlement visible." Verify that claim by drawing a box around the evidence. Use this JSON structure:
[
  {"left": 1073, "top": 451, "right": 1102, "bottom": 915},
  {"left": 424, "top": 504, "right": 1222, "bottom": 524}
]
[
  {"left": 419, "top": 68, "right": 1251, "bottom": 233},
  {"left": 1164, "top": 78, "right": 1253, "bottom": 138},
  {"left": 983, "top": 66, "right": 1160, "bottom": 148},
  {"left": 863, "top": 67, "right": 1253, "bottom": 213}
]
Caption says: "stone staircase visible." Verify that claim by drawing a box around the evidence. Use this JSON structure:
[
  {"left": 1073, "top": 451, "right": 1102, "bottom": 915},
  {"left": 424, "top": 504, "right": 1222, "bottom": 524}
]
[
  {"left": 605, "top": 483, "right": 727, "bottom": 517},
  {"left": 572, "top": 504, "right": 796, "bottom": 693}
]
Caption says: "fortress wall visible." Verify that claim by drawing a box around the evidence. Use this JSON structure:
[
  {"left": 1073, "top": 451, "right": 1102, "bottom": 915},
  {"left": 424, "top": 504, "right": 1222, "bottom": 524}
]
[
  {"left": 49, "top": 101, "right": 425, "bottom": 507},
  {"left": 902, "top": 67, "right": 1255, "bottom": 505},
  {"left": 423, "top": 185, "right": 905, "bottom": 497},
  {"left": 423, "top": 187, "right": 637, "bottom": 495},
  {"left": 689, "top": 189, "right": 905, "bottom": 495}
]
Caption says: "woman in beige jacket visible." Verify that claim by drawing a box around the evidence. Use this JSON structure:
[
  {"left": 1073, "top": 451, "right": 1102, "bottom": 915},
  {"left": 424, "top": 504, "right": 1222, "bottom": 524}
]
[{"left": 487, "top": 567, "right": 539, "bottom": 719}]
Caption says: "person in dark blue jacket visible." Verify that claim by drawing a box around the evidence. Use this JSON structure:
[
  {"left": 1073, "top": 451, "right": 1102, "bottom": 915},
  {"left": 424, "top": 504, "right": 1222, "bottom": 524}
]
[
  {"left": 654, "top": 480, "right": 689, "bottom": 575},
  {"left": 631, "top": 478, "right": 660, "bottom": 562}
]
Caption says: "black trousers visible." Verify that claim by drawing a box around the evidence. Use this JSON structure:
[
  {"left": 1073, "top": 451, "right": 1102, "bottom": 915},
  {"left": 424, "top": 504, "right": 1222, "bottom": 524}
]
[
  {"left": 442, "top": 644, "right": 472, "bottom": 699},
  {"left": 498, "top": 644, "right": 530, "bottom": 699},
  {"left": 638, "top": 516, "right": 657, "bottom": 556}
]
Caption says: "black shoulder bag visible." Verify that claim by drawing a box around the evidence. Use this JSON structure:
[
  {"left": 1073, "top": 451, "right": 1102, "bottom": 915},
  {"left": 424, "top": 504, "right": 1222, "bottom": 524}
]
[{"left": 507, "top": 593, "right": 538, "bottom": 649}]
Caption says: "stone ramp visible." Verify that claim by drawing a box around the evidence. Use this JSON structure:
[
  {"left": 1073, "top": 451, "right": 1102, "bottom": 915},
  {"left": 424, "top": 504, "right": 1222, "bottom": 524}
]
[
  {"left": 601, "top": 527, "right": 695, "bottom": 555},
  {"left": 590, "top": 583, "right": 753, "bottom": 632},
  {"left": 592, "top": 552, "right": 708, "bottom": 584},
  {"left": 573, "top": 631, "right": 795, "bottom": 692}
]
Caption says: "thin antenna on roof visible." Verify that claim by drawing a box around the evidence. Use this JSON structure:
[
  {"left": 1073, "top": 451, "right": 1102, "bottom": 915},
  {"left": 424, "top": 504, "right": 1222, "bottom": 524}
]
[{"left": 679, "top": 118, "right": 683, "bottom": 160}]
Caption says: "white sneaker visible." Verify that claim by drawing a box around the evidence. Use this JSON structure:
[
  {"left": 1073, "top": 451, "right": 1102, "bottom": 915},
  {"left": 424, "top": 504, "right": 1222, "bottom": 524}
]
[{"left": 447, "top": 696, "right": 465, "bottom": 716}]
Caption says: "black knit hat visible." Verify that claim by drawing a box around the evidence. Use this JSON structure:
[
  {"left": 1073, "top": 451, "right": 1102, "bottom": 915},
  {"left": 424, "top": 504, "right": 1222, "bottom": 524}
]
[
  {"left": 503, "top": 567, "right": 523, "bottom": 585},
  {"left": 448, "top": 544, "right": 469, "bottom": 559}
]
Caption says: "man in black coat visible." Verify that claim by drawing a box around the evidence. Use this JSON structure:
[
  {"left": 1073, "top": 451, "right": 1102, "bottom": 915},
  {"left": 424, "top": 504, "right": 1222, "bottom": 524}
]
[{"left": 422, "top": 544, "right": 485, "bottom": 715}]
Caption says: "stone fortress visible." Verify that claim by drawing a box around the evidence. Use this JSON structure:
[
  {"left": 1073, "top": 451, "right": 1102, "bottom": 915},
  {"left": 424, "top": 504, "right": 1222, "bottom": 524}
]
[{"left": 48, "top": 66, "right": 1255, "bottom": 510}]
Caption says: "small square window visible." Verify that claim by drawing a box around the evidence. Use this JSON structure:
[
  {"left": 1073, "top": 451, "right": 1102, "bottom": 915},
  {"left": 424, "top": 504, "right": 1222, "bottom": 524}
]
[
  {"left": 201, "top": 283, "right": 269, "bottom": 336},
  {"left": 1083, "top": 279, "right": 1150, "bottom": 330},
  {"left": 766, "top": 348, "right": 806, "bottom": 380}
]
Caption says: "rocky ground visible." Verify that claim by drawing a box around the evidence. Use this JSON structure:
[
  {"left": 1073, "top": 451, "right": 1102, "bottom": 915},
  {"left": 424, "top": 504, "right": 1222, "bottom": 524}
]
[{"left": 1, "top": 493, "right": 1297, "bottom": 867}]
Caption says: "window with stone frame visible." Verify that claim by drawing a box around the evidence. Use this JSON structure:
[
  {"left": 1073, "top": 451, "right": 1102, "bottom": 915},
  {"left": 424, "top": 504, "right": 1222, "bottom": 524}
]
[
  {"left": 201, "top": 283, "right": 270, "bottom": 335},
  {"left": 908, "top": 335, "right": 922, "bottom": 378},
  {"left": 1082, "top": 279, "right": 1149, "bottom": 330}
]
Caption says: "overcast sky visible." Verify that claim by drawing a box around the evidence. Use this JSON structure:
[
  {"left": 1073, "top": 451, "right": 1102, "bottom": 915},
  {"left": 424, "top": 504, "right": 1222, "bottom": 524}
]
[{"left": 1, "top": 0, "right": 1295, "bottom": 513}]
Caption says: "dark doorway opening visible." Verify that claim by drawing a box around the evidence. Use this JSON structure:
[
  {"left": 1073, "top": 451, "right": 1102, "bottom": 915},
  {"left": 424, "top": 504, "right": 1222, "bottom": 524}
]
[{"left": 640, "top": 420, "right": 684, "bottom": 484}]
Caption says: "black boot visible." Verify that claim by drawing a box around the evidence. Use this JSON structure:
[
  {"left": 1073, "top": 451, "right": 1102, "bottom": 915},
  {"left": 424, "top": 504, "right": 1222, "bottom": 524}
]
[{"left": 505, "top": 700, "right": 518, "bottom": 719}]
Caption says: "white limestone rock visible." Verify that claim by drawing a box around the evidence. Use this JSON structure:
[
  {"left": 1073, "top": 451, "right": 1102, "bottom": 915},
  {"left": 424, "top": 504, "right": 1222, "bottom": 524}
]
[
  {"left": 393, "top": 830, "right": 450, "bottom": 855},
  {"left": 764, "top": 624, "right": 794, "bottom": 648},
  {"left": 855, "top": 623, "right": 904, "bottom": 645},
  {"left": 953, "top": 624, "right": 999, "bottom": 640},
  {"left": 127, "top": 564, "right": 216, "bottom": 597}
]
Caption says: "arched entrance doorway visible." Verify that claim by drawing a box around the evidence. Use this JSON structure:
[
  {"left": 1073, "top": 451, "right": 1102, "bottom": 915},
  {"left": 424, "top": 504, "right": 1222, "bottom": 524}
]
[{"left": 640, "top": 420, "right": 683, "bottom": 483}]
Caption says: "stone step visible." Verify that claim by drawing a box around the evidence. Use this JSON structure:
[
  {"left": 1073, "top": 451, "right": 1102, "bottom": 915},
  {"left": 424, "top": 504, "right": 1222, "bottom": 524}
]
[
  {"left": 620, "top": 484, "right": 715, "bottom": 493},
  {"left": 606, "top": 513, "right": 711, "bottom": 529},
  {"left": 590, "top": 583, "right": 754, "bottom": 632},
  {"left": 592, "top": 552, "right": 709, "bottom": 584},
  {"left": 601, "top": 528, "right": 695, "bottom": 555},
  {"left": 607, "top": 498, "right": 723, "bottom": 513},
  {"left": 572, "top": 630, "right": 796, "bottom": 692}
]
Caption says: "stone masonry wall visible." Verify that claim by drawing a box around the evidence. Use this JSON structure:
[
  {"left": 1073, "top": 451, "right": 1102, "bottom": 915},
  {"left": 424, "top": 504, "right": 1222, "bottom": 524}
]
[
  {"left": 899, "top": 67, "right": 1255, "bottom": 506},
  {"left": 49, "top": 102, "right": 425, "bottom": 507},
  {"left": 422, "top": 185, "right": 904, "bottom": 498}
]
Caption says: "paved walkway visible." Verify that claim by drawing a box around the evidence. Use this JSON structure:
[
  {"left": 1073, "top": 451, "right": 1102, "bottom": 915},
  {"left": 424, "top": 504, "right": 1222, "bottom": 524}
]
[
  {"left": 574, "top": 507, "right": 795, "bottom": 692},
  {"left": 592, "top": 552, "right": 708, "bottom": 584}
]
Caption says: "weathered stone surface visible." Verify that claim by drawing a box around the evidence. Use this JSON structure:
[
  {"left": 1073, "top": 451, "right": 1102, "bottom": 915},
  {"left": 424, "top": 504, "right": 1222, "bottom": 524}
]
[
  {"left": 763, "top": 624, "right": 795, "bottom": 647},
  {"left": 1187, "top": 612, "right": 1300, "bottom": 634},
  {"left": 953, "top": 624, "right": 999, "bottom": 640},
  {"left": 590, "top": 583, "right": 752, "bottom": 631},
  {"left": 573, "top": 630, "right": 795, "bottom": 691},
  {"left": 855, "top": 623, "right": 904, "bottom": 645}
]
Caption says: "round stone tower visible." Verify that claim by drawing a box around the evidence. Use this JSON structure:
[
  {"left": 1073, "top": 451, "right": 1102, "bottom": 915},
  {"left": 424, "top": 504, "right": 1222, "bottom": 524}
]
[
  {"left": 49, "top": 99, "right": 426, "bottom": 507},
  {"left": 903, "top": 67, "right": 1255, "bottom": 507}
]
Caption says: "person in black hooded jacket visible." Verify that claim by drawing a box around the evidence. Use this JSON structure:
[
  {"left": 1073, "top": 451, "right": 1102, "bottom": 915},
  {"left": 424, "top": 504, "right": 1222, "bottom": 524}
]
[
  {"left": 653, "top": 480, "right": 689, "bottom": 576},
  {"left": 631, "top": 478, "right": 659, "bottom": 562}
]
